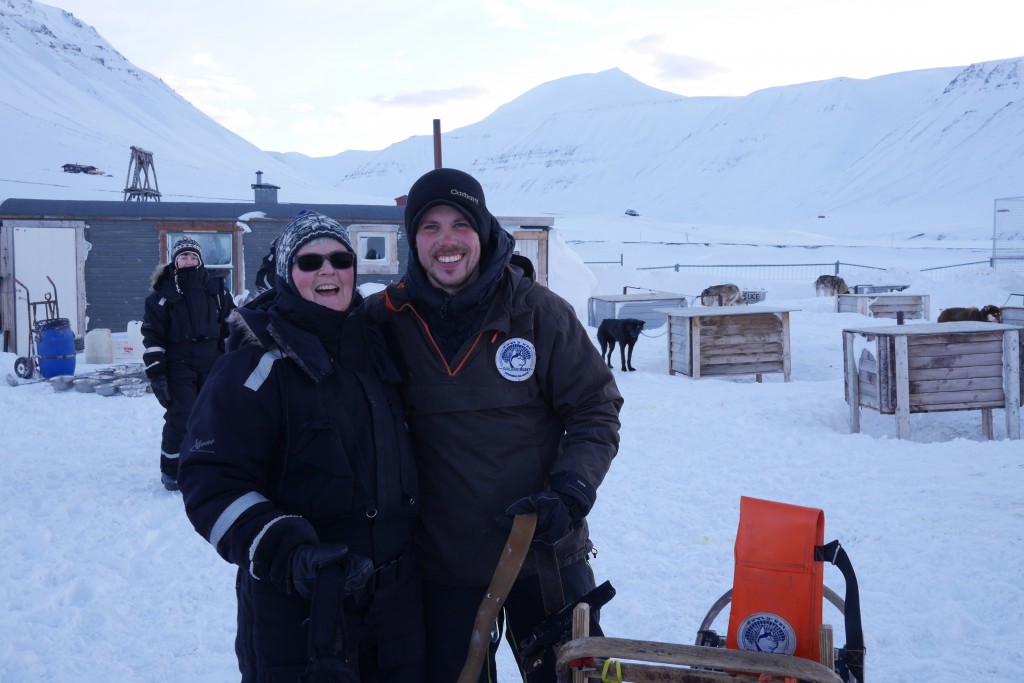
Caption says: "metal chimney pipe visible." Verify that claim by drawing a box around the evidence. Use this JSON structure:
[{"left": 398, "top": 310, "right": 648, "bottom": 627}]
[
  {"left": 256, "top": 170, "right": 263, "bottom": 185},
  {"left": 433, "top": 119, "right": 442, "bottom": 169}
]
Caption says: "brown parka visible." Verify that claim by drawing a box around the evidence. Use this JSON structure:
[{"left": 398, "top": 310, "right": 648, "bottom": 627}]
[{"left": 366, "top": 262, "right": 623, "bottom": 586}]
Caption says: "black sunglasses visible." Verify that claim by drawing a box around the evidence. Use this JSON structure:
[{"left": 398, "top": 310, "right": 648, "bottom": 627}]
[{"left": 291, "top": 251, "right": 355, "bottom": 272}]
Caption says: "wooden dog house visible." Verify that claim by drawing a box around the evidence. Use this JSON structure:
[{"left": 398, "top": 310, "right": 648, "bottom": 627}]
[
  {"left": 662, "top": 306, "right": 796, "bottom": 382},
  {"left": 836, "top": 292, "right": 930, "bottom": 320},
  {"left": 589, "top": 293, "right": 688, "bottom": 329},
  {"left": 843, "top": 321, "right": 1021, "bottom": 440}
]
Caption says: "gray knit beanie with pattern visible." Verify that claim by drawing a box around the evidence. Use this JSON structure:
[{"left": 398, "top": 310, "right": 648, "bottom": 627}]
[{"left": 275, "top": 210, "right": 355, "bottom": 288}]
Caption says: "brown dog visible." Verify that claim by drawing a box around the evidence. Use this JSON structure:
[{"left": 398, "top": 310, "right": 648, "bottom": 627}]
[
  {"left": 814, "top": 275, "right": 849, "bottom": 296},
  {"left": 700, "top": 283, "right": 744, "bottom": 306},
  {"left": 937, "top": 305, "right": 1002, "bottom": 323}
]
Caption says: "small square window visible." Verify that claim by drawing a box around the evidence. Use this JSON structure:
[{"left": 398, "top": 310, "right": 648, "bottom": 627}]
[
  {"left": 348, "top": 225, "right": 399, "bottom": 276},
  {"left": 361, "top": 235, "right": 387, "bottom": 261}
]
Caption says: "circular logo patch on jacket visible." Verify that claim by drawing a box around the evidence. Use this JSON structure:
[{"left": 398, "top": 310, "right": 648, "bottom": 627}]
[
  {"left": 495, "top": 338, "right": 536, "bottom": 382},
  {"left": 736, "top": 612, "right": 797, "bottom": 655}
]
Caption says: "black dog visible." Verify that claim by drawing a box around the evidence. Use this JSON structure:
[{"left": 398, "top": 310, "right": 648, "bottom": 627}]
[{"left": 597, "top": 318, "right": 645, "bottom": 371}]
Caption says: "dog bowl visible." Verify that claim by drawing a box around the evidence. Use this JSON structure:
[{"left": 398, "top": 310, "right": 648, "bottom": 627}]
[
  {"left": 114, "top": 377, "right": 145, "bottom": 397},
  {"left": 120, "top": 383, "right": 147, "bottom": 398},
  {"left": 91, "top": 372, "right": 116, "bottom": 382},
  {"left": 73, "top": 378, "right": 98, "bottom": 393},
  {"left": 50, "top": 375, "right": 77, "bottom": 392},
  {"left": 94, "top": 382, "right": 118, "bottom": 397}
]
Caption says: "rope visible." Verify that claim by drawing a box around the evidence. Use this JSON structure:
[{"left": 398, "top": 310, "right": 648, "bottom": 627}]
[{"left": 640, "top": 328, "right": 668, "bottom": 338}]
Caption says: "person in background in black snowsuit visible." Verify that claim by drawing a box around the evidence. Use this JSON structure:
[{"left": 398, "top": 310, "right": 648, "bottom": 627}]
[
  {"left": 177, "top": 211, "right": 424, "bottom": 682},
  {"left": 364, "top": 169, "right": 622, "bottom": 683},
  {"left": 142, "top": 236, "right": 234, "bottom": 491}
]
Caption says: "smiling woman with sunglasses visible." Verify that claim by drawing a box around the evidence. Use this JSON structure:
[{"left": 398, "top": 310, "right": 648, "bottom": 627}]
[{"left": 176, "top": 210, "right": 425, "bottom": 682}]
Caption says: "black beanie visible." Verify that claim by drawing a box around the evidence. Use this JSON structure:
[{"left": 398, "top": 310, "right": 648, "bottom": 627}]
[{"left": 404, "top": 168, "right": 493, "bottom": 253}]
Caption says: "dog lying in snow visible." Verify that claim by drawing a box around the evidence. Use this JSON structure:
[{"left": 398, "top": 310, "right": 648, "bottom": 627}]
[
  {"left": 936, "top": 305, "right": 1002, "bottom": 323},
  {"left": 597, "top": 318, "right": 645, "bottom": 371},
  {"left": 700, "top": 283, "right": 744, "bottom": 306},
  {"left": 814, "top": 275, "right": 850, "bottom": 296}
]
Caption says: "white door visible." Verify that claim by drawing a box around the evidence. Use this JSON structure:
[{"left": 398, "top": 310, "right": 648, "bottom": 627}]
[{"left": 12, "top": 226, "right": 81, "bottom": 356}]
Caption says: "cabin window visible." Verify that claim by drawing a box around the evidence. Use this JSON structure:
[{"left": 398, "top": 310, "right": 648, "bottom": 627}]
[
  {"left": 347, "top": 225, "right": 400, "bottom": 276},
  {"left": 166, "top": 231, "right": 236, "bottom": 293}
]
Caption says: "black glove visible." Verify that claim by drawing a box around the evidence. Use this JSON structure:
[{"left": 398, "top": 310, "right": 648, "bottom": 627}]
[
  {"left": 143, "top": 349, "right": 165, "bottom": 380},
  {"left": 504, "top": 491, "right": 574, "bottom": 545},
  {"left": 286, "top": 543, "right": 374, "bottom": 602},
  {"left": 502, "top": 472, "right": 598, "bottom": 546},
  {"left": 150, "top": 377, "right": 171, "bottom": 408}
]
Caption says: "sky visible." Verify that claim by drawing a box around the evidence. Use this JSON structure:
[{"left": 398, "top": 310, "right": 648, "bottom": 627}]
[
  {"left": 42, "top": 0, "right": 1024, "bottom": 157},
  {"left": 3, "top": 213, "right": 1024, "bottom": 682}
]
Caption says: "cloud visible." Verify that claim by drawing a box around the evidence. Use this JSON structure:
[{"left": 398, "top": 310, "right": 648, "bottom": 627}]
[
  {"left": 163, "top": 74, "right": 256, "bottom": 102},
  {"left": 517, "top": 0, "right": 589, "bottom": 22},
  {"left": 370, "top": 86, "right": 486, "bottom": 108},
  {"left": 627, "top": 34, "right": 727, "bottom": 81},
  {"left": 288, "top": 103, "right": 314, "bottom": 113},
  {"left": 187, "top": 53, "right": 220, "bottom": 69},
  {"left": 482, "top": 0, "right": 529, "bottom": 29}
]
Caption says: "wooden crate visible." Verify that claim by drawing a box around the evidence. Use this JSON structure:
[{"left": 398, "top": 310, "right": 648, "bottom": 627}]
[
  {"left": 662, "top": 307, "right": 795, "bottom": 382},
  {"left": 843, "top": 322, "right": 1021, "bottom": 440},
  {"left": 836, "top": 293, "right": 930, "bottom": 320}
]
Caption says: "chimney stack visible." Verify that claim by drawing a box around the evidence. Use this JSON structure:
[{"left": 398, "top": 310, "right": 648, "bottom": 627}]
[{"left": 251, "top": 170, "right": 280, "bottom": 204}]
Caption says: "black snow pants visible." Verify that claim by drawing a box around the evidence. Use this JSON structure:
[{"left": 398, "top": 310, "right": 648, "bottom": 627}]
[
  {"left": 422, "top": 559, "right": 601, "bottom": 683},
  {"left": 160, "top": 340, "right": 220, "bottom": 476}
]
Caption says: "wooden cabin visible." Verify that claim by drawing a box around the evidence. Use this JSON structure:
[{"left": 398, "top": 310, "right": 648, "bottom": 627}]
[{"left": 0, "top": 192, "right": 553, "bottom": 356}]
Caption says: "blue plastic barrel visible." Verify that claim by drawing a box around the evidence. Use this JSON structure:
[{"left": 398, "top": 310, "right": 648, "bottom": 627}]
[{"left": 36, "top": 318, "right": 76, "bottom": 378}]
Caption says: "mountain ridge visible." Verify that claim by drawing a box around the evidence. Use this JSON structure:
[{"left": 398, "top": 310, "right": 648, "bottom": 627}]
[{"left": 2, "top": 0, "right": 1022, "bottom": 235}]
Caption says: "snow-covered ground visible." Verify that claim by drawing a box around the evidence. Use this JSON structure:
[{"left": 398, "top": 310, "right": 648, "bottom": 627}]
[{"left": 2, "top": 215, "right": 1023, "bottom": 682}]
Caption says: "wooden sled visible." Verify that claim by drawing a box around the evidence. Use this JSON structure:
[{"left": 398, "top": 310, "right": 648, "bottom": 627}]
[
  {"left": 557, "top": 591, "right": 846, "bottom": 683},
  {"left": 557, "top": 635, "right": 842, "bottom": 683},
  {"left": 556, "top": 497, "right": 864, "bottom": 683}
]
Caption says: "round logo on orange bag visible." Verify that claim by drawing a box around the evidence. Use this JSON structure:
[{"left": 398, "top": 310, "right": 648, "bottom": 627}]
[{"left": 737, "top": 612, "right": 797, "bottom": 655}]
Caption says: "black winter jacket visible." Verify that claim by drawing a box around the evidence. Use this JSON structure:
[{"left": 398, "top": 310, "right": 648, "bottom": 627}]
[
  {"left": 178, "top": 294, "right": 422, "bottom": 679},
  {"left": 141, "top": 264, "right": 234, "bottom": 379},
  {"left": 366, "top": 257, "right": 623, "bottom": 586}
]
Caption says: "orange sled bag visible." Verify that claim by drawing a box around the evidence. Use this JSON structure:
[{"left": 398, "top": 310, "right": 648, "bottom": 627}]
[{"left": 726, "top": 496, "right": 825, "bottom": 663}]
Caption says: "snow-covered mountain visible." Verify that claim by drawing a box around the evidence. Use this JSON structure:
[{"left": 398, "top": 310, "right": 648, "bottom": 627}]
[
  {"left": 326, "top": 64, "right": 1024, "bottom": 231},
  {"left": 0, "top": 0, "right": 379, "bottom": 204},
  {"left": 2, "top": 0, "right": 1022, "bottom": 236}
]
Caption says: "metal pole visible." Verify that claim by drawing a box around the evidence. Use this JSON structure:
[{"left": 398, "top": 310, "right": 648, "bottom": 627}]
[{"left": 433, "top": 119, "right": 442, "bottom": 169}]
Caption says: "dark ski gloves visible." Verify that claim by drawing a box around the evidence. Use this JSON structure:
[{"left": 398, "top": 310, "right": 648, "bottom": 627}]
[
  {"left": 505, "top": 491, "right": 574, "bottom": 545},
  {"left": 549, "top": 470, "right": 597, "bottom": 520},
  {"left": 283, "top": 543, "right": 374, "bottom": 602},
  {"left": 150, "top": 377, "right": 171, "bottom": 408},
  {"left": 503, "top": 472, "right": 597, "bottom": 545}
]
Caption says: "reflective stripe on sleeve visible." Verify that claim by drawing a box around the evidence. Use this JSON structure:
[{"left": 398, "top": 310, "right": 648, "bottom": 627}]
[
  {"left": 208, "top": 491, "right": 270, "bottom": 550},
  {"left": 244, "top": 349, "right": 285, "bottom": 391}
]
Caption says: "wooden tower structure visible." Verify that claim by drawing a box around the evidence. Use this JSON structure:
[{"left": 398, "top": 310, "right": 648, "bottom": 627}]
[{"left": 123, "top": 146, "right": 161, "bottom": 201}]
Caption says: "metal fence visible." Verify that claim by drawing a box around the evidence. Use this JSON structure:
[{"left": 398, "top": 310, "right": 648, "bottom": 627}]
[
  {"left": 994, "top": 196, "right": 1024, "bottom": 260},
  {"left": 585, "top": 256, "right": 1024, "bottom": 280},
  {"left": 921, "top": 258, "right": 1024, "bottom": 279},
  {"left": 633, "top": 260, "right": 887, "bottom": 283}
]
